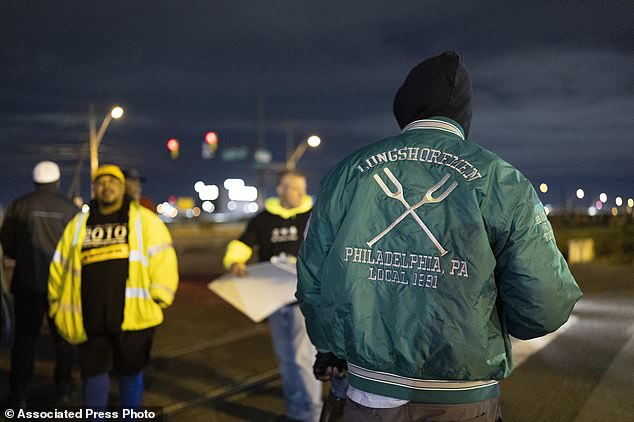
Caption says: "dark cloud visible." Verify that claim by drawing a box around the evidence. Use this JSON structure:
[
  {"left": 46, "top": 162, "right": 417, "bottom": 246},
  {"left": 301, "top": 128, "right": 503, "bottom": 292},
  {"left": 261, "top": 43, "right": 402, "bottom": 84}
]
[
  {"left": 470, "top": 48, "right": 634, "bottom": 184},
  {"left": 1, "top": 1, "right": 633, "bottom": 207}
]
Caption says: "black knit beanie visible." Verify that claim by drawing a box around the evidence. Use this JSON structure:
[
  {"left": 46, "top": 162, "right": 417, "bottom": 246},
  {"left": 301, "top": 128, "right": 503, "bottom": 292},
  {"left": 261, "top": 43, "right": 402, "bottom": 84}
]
[{"left": 393, "top": 51, "right": 472, "bottom": 138}]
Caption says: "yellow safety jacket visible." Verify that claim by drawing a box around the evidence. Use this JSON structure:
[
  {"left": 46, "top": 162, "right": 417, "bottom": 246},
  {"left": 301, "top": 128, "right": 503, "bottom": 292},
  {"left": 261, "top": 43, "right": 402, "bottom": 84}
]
[{"left": 48, "top": 201, "right": 178, "bottom": 344}]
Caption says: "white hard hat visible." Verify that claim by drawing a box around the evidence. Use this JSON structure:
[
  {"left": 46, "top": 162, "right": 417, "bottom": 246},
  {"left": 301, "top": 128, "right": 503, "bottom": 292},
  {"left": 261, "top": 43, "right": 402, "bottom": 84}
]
[{"left": 33, "top": 161, "right": 61, "bottom": 184}]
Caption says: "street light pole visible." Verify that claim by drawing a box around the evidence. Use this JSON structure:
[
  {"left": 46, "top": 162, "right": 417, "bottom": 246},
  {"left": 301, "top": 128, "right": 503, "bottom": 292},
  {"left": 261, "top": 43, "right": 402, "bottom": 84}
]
[
  {"left": 89, "top": 104, "right": 124, "bottom": 178},
  {"left": 283, "top": 121, "right": 299, "bottom": 165},
  {"left": 285, "top": 135, "right": 321, "bottom": 170}
]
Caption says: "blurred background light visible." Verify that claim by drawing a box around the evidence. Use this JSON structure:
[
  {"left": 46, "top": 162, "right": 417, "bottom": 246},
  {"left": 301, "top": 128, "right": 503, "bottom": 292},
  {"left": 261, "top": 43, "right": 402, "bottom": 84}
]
[
  {"left": 202, "top": 201, "right": 214, "bottom": 213},
  {"left": 228, "top": 186, "right": 258, "bottom": 202},
  {"left": 544, "top": 204, "right": 551, "bottom": 215},
  {"left": 307, "top": 135, "right": 322, "bottom": 147},
  {"left": 198, "top": 184, "right": 219, "bottom": 201},
  {"left": 224, "top": 178, "right": 245, "bottom": 190}
]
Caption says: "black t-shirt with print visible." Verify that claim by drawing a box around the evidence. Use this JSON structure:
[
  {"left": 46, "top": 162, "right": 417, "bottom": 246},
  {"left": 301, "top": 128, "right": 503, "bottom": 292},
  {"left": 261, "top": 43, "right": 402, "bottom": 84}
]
[
  {"left": 239, "top": 210, "right": 311, "bottom": 261},
  {"left": 81, "top": 200, "right": 129, "bottom": 335}
]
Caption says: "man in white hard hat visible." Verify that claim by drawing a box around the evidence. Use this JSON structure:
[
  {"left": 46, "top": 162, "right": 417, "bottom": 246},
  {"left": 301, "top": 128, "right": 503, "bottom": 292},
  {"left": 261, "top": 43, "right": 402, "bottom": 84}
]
[{"left": 1, "top": 161, "right": 79, "bottom": 408}]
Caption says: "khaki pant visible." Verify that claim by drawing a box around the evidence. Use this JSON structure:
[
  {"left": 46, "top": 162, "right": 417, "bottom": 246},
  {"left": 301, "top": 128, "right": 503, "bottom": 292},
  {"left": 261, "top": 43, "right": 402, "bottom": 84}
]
[{"left": 343, "top": 397, "right": 502, "bottom": 422}]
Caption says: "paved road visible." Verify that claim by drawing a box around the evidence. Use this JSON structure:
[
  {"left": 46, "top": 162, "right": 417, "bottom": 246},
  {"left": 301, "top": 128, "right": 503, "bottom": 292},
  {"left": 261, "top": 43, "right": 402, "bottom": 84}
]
[
  {"left": 151, "top": 262, "right": 634, "bottom": 422},
  {"left": 500, "top": 263, "right": 634, "bottom": 422},
  {"left": 1, "top": 224, "right": 632, "bottom": 421}
]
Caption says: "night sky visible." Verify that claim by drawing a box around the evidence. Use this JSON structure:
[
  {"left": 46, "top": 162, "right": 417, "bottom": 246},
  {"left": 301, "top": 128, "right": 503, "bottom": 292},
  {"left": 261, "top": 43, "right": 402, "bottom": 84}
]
[{"left": 1, "top": 1, "right": 633, "bottom": 211}]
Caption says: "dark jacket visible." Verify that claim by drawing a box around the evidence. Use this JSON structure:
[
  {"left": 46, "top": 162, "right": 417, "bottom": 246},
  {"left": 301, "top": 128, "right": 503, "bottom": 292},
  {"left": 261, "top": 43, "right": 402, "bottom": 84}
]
[
  {"left": 1, "top": 184, "right": 77, "bottom": 295},
  {"left": 296, "top": 52, "right": 582, "bottom": 403}
]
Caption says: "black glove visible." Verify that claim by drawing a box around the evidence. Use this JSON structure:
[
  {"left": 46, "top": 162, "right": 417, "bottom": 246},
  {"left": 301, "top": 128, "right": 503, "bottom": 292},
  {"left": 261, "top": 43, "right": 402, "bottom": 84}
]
[{"left": 313, "top": 352, "right": 348, "bottom": 381}]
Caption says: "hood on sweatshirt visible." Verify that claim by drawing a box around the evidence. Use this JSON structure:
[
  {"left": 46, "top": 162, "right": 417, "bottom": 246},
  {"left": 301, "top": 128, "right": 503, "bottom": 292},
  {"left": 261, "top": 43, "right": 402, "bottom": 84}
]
[{"left": 393, "top": 51, "right": 472, "bottom": 138}]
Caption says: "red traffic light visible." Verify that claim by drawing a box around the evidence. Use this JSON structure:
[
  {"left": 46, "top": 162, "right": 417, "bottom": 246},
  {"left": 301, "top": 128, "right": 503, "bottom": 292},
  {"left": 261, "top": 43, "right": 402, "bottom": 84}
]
[
  {"left": 205, "top": 132, "right": 218, "bottom": 145},
  {"left": 166, "top": 138, "right": 179, "bottom": 151},
  {"left": 166, "top": 138, "right": 180, "bottom": 159}
]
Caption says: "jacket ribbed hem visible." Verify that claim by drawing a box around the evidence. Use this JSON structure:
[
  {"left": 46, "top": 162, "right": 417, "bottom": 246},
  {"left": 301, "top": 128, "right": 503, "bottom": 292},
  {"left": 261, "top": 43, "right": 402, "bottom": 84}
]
[{"left": 348, "top": 364, "right": 500, "bottom": 404}]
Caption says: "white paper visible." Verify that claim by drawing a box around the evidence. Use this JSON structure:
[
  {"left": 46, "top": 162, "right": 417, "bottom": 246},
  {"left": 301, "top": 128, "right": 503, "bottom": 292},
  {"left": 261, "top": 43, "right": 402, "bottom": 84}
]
[{"left": 207, "top": 260, "right": 298, "bottom": 322}]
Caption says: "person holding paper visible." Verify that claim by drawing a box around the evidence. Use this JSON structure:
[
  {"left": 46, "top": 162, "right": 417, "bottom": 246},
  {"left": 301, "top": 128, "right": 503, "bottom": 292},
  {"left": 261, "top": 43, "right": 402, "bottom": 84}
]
[{"left": 222, "top": 169, "right": 322, "bottom": 422}]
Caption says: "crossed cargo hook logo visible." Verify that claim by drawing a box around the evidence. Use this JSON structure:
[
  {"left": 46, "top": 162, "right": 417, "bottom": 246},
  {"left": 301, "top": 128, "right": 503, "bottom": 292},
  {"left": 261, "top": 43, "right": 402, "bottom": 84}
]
[{"left": 367, "top": 168, "right": 458, "bottom": 256}]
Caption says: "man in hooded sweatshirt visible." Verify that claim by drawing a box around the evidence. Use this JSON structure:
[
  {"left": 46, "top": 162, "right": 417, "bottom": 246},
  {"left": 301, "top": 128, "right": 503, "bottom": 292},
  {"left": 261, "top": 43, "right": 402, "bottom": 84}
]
[{"left": 296, "top": 52, "right": 582, "bottom": 421}]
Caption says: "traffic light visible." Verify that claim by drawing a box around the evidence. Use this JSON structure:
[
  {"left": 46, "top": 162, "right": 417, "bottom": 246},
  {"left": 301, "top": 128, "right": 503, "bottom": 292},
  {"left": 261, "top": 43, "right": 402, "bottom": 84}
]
[
  {"left": 205, "top": 132, "right": 218, "bottom": 150},
  {"left": 167, "top": 138, "right": 180, "bottom": 159},
  {"left": 202, "top": 132, "right": 218, "bottom": 159}
]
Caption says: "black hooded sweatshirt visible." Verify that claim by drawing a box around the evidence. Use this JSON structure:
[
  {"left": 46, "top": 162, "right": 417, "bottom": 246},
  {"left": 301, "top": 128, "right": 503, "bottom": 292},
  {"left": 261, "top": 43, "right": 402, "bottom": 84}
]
[{"left": 393, "top": 51, "right": 472, "bottom": 138}]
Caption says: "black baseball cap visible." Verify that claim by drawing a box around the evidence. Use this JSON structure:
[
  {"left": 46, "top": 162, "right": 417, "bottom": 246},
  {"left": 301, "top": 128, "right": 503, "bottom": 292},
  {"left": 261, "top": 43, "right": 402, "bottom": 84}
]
[{"left": 123, "top": 168, "right": 146, "bottom": 182}]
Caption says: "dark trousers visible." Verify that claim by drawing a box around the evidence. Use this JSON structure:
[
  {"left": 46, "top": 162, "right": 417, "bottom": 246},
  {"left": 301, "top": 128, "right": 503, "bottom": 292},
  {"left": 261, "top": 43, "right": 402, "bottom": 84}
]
[
  {"left": 78, "top": 328, "right": 154, "bottom": 379},
  {"left": 9, "top": 292, "right": 74, "bottom": 395}
]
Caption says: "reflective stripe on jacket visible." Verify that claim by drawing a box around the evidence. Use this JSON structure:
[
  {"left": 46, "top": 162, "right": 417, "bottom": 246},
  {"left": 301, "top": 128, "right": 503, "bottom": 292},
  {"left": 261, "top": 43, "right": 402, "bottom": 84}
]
[{"left": 48, "top": 201, "right": 178, "bottom": 344}]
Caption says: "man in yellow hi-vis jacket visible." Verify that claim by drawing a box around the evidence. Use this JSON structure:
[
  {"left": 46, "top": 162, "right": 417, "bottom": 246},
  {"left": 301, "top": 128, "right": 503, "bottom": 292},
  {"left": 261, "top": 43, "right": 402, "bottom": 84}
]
[{"left": 48, "top": 164, "right": 178, "bottom": 409}]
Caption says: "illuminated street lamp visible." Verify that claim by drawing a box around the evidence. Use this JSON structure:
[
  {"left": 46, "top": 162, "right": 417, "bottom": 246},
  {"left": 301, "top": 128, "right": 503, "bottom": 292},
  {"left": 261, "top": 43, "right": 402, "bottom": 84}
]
[
  {"left": 539, "top": 183, "right": 548, "bottom": 193},
  {"left": 90, "top": 105, "right": 124, "bottom": 177},
  {"left": 286, "top": 135, "right": 322, "bottom": 170},
  {"left": 576, "top": 189, "right": 585, "bottom": 199},
  {"left": 306, "top": 135, "right": 321, "bottom": 148},
  {"left": 111, "top": 106, "right": 123, "bottom": 119}
]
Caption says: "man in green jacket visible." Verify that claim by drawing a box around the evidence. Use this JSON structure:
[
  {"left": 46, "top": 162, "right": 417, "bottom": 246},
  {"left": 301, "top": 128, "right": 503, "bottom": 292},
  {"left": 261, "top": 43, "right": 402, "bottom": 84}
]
[{"left": 296, "top": 52, "right": 582, "bottom": 421}]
